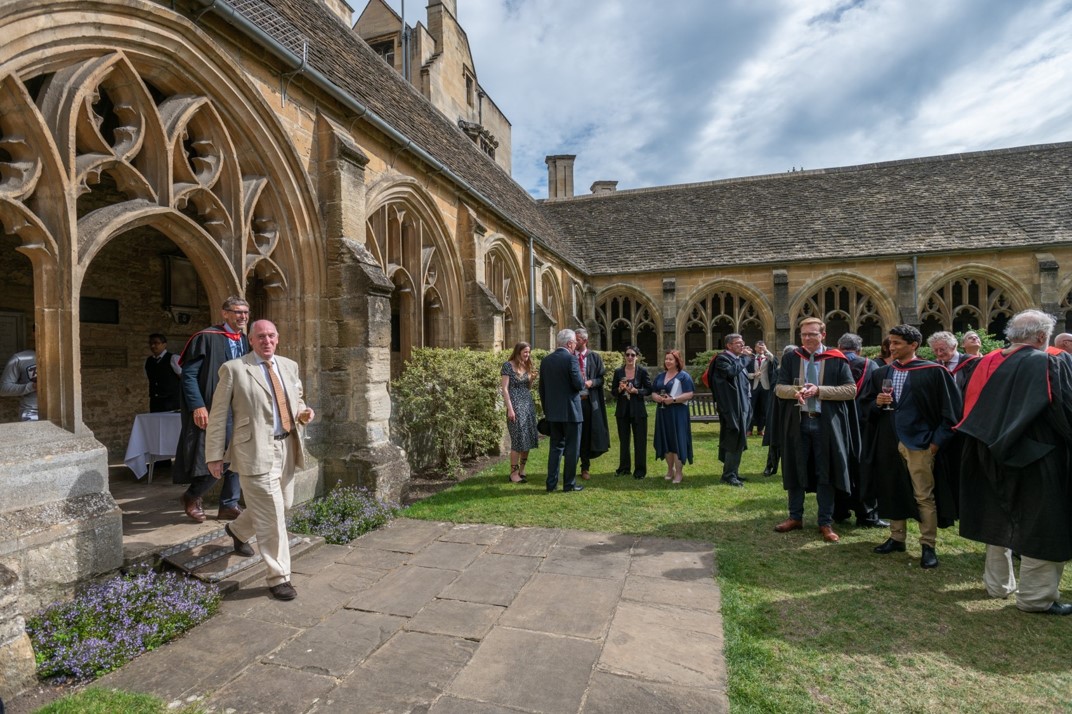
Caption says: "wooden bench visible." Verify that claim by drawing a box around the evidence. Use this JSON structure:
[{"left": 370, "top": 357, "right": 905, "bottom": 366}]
[{"left": 688, "top": 392, "right": 719, "bottom": 423}]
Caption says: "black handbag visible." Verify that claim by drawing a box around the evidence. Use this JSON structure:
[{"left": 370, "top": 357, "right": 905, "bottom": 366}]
[{"left": 536, "top": 417, "right": 550, "bottom": 436}]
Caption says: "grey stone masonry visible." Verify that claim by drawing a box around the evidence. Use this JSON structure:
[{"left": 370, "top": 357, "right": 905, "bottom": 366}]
[{"left": 93, "top": 518, "right": 727, "bottom": 713}]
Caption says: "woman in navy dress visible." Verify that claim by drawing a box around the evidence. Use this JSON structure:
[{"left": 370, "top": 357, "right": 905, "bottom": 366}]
[
  {"left": 652, "top": 349, "right": 695, "bottom": 483},
  {"left": 501, "top": 342, "right": 538, "bottom": 483}
]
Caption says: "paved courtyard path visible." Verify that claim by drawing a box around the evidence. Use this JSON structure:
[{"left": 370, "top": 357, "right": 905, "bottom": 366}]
[{"left": 96, "top": 518, "right": 728, "bottom": 713}]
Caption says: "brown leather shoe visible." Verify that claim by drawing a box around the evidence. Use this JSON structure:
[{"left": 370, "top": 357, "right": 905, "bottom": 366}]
[
  {"left": 581, "top": 471, "right": 591, "bottom": 480},
  {"left": 268, "top": 582, "right": 297, "bottom": 600},
  {"left": 773, "top": 518, "right": 803, "bottom": 533},
  {"left": 225, "top": 523, "right": 254, "bottom": 557},
  {"left": 819, "top": 525, "right": 840, "bottom": 543},
  {"left": 181, "top": 493, "right": 206, "bottom": 523},
  {"left": 217, "top": 505, "right": 243, "bottom": 520}
]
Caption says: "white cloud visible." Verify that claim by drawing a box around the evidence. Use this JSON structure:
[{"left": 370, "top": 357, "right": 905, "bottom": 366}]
[{"left": 369, "top": 0, "right": 1072, "bottom": 196}]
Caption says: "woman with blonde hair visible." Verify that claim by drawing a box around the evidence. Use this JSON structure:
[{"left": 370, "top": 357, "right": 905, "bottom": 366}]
[{"left": 501, "top": 342, "right": 538, "bottom": 483}]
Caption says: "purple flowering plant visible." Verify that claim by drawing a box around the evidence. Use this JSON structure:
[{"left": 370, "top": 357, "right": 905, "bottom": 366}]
[
  {"left": 26, "top": 568, "right": 220, "bottom": 682},
  {"left": 287, "top": 485, "right": 401, "bottom": 545}
]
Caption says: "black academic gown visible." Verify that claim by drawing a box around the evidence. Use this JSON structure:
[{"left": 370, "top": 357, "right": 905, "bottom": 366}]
[
  {"left": 579, "top": 350, "right": 610, "bottom": 459},
  {"left": 957, "top": 346, "right": 1072, "bottom": 562},
  {"left": 173, "top": 326, "right": 249, "bottom": 483},
  {"left": 709, "top": 350, "right": 752, "bottom": 460},
  {"left": 860, "top": 359, "right": 961, "bottom": 525},
  {"left": 770, "top": 348, "right": 859, "bottom": 494}
]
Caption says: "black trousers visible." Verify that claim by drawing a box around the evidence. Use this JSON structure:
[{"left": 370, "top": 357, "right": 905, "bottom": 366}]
[{"left": 615, "top": 415, "right": 647, "bottom": 476}]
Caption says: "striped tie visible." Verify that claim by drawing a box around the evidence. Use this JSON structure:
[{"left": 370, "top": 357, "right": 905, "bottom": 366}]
[{"left": 267, "top": 360, "right": 293, "bottom": 433}]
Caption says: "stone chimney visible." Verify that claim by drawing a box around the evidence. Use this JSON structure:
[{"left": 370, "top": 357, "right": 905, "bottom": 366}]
[
  {"left": 590, "top": 180, "right": 618, "bottom": 195},
  {"left": 545, "top": 155, "right": 576, "bottom": 200}
]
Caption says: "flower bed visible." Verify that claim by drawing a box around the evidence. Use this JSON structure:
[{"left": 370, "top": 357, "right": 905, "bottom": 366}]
[
  {"left": 26, "top": 569, "right": 220, "bottom": 682},
  {"left": 287, "top": 485, "right": 401, "bottom": 545}
]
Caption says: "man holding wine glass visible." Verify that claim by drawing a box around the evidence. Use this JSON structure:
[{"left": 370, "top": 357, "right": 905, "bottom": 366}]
[
  {"left": 862, "top": 324, "right": 960, "bottom": 569},
  {"left": 770, "top": 317, "right": 859, "bottom": 543}
]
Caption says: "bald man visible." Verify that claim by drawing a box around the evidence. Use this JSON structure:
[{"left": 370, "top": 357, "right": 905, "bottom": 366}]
[{"left": 1053, "top": 333, "right": 1072, "bottom": 354}]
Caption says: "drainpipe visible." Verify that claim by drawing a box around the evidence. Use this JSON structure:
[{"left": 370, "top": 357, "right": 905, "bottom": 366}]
[
  {"left": 185, "top": 0, "right": 585, "bottom": 275},
  {"left": 528, "top": 235, "right": 536, "bottom": 345}
]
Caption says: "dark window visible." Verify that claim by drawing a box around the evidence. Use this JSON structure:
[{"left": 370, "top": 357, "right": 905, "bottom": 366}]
[{"left": 370, "top": 40, "right": 395, "bottom": 67}]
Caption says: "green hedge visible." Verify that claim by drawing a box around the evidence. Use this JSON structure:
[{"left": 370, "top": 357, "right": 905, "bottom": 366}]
[{"left": 391, "top": 347, "right": 622, "bottom": 478}]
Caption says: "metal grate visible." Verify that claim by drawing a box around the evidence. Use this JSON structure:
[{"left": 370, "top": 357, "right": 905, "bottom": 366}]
[{"left": 229, "top": 0, "right": 310, "bottom": 59}]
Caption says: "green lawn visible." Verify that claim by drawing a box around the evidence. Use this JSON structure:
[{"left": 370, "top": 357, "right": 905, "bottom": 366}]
[{"left": 406, "top": 419, "right": 1072, "bottom": 713}]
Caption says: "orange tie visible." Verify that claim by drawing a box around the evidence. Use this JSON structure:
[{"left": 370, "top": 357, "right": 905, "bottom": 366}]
[{"left": 267, "top": 360, "right": 294, "bottom": 433}]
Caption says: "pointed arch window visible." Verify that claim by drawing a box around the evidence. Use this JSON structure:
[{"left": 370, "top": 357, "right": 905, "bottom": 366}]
[
  {"left": 682, "top": 290, "right": 763, "bottom": 363},
  {"left": 595, "top": 292, "right": 658, "bottom": 365},
  {"left": 920, "top": 275, "right": 1015, "bottom": 341},
  {"left": 795, "top": 283, "right": 882, "bottom": 346}
]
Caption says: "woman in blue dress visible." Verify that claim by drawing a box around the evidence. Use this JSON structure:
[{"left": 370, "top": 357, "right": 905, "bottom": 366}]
[
  {"left": 652, "top": 349, "right": 695, "bottom": 483},
  {"left": 501, "top": 342, "right": 538, "bottom": 483}
]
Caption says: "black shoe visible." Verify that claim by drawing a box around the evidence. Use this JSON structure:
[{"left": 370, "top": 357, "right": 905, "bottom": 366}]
[
  {"left": 720, "top": 476, "right": 744, "bottom": 487},
  {"left": 920, "top": 545, "right": 939, "bottom": 569},
  {"left": 856, "top": 518, "right": 890, "bottom": 529},
  {"left": 762, "top": 468, "right": 773, "bottom": 476},
  {"left": 633, "top": 473, "right": 646, "bottom": 479},
  {"left": 268, "top": 582, "right": 297, "bottom": 600},
  {"left": 873, "top": 538, "right": 906, "bottom": 554},
  {"left": 1038, "top": 602, "right": 1072, "bottom": 615},
  {"left": 225, "top": 524, "right": 254, "bottom": 557},
  {"left": 563, "top": 485, "right": 584, "bottom": 492},
  {"left": 615, "top": 468, "right": 630, "bottom": 476}
]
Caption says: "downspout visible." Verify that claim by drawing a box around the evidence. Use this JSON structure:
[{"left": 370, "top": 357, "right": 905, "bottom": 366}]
[
  {"left": 528, "top": 235, "right": 536, "bottom": 345},
  {"left": 912, "top": 255, "right": 918, "bottom": 322},
  {"left": 185, "top": 0, "right": 584, "bottom": 274}
]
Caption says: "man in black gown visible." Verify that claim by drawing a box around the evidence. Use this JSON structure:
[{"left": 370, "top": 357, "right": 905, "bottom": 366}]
[
  {"left": 862, "top": 325, "right": 960, "bottom": 569},
  {"left": 833, "top": 333, "right": 886, "bottom": 528},
  {"left": 957, "top": 309, "right": 1072, "bottom": 615},
  {"left": 709, "top": 333, "right": 751, "bottom": 487},
  {"left": 174, "top": 296, "right": 250, "bottom": 522},
  {"left": 574, "top": 328, "right": 609, "bottom": 480}
]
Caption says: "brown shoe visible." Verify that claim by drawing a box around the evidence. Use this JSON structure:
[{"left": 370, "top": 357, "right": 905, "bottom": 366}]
[
  {"left": 773, "top": 518, "right": 803, "bottom": 533},
  {"left": 181, "top": 493, "right": 206, "bottom": 523},
  {"left": 581, "top": 471, "right": 591, "bottom": 480},
  {"left": 225, "top": 523, "right": 254, "bottom": 557},
  {"left": 217, "top": 505, "right": 243, "bottom": 520},
  {"left": 269, "top": 582, "right": 297, "bottom": 600},
  {"left": 819, "top": 525, "right": 840, "bottom": 543}
]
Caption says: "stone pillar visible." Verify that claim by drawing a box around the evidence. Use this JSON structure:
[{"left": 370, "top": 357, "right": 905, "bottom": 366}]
[
  {"left": 0, "top": 563, "right": 37, "bottom": 702},
  {"left": 1036, "top": 253, "right": 1059, "bottom": 316},
  {"left": 661, "top": 278, "right": 676, "bottom": 351},
  {"left": 545, "top": 155, "right": 576, "bottom": 200},
  {"left": 773, "top": 269, "right": 790, "bottom": 348},
  {"left": 316, "top": 115, "right": 410, "bottom": 502},
  {"left": 583, "top": 285, "right": 599, "bottom": 349},
  {"left": 895, "top": 262, "right": 919, "bottom": 325}
]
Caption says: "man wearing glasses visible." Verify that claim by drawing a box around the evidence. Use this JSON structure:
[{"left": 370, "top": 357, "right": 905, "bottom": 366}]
[
  {"left": 771, "top": 318, "right": 859, "bottom": 543},
  {"left": 174, "top": 296, "right": 250, "bottom": 523}
]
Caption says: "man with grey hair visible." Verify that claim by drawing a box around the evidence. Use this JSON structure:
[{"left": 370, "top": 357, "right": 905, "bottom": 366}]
[
  {"left": 833, "top": 333, "right": 885, "bottom": 528},
  {"left": 957, "top": 309, "right": 1072, "bottom": 615},
  {"left": 1054, "top": 332, "right": 1072, "bottom": 354},
  {"left": 708, "top": 333, "right": 752, "bottom": 487},
  {"left": 539, "top": 329, "right": 586, "bottom": 492},
  {"left": 929, "top": 330, "right": 981, "bottom": 392}
]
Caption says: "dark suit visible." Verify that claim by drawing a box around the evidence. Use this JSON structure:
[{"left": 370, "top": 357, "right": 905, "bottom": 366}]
[{"left": 538, "top": 347, "right": 585, "bottom": 491}]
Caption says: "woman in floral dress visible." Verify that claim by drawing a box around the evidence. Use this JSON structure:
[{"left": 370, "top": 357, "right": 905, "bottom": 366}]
[{"left": 501, "top": 342, "right": 538, "bottom": 483}]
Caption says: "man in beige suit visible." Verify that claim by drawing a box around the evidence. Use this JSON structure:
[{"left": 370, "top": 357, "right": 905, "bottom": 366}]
[{"left": 206, "top": 319, "right": 313, "bottom": 601}]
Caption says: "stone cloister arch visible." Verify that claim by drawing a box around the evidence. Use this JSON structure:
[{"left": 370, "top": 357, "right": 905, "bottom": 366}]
[
  {"left": 595, "top": 286, "right": 660, "bottom": 366},
  {"left": 538, "top": 267, "right": 564, "bottom": 349},
  {"left": 790, "top": 273, "right": 895, "bottom": 347},
  {"left": 918, "top": 265, "right": 1029, "bottom": 340},
  {"left": 483, "top": 237, "right": 527, "bottom": 351},
  {"left": 0, "top": 3, "right": 323, "bottom": 432},
  {"left": 679, "top": 281, "right": 773, "bottom": 363},
  {"left": 365, "top": 179, "right": 464, "bottom": 375}
]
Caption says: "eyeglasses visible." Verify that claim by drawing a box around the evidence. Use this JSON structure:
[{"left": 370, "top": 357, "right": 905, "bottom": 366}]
[
  {"left": 625, "top": 353, "right": 637, "bottom": 357},
  {"left": 801, "top": 332, "right": 822, "bottom": 338},
  {"left": 226, "top": 309, "right": 250, "bottom": 316}
]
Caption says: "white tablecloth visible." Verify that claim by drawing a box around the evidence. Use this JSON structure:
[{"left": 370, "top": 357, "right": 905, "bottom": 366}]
[{"left": 123, "top": 412, "right": 182, "bottom": 481}]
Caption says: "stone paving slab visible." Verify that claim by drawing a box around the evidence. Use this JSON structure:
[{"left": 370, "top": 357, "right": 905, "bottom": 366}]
[{"left": 76, "top": 524, "right": 727, "bottom": 714}]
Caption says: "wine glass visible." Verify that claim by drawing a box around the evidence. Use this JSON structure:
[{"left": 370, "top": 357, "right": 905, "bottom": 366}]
[
  {"left": 881, "top": 379, "right": 895, "bottom": 411},
  {"left": 792, "top": 378, "right": 804, "bottom": 409}
]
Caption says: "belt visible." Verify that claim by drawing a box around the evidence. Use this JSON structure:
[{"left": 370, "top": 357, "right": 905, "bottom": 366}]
[
  {"left": 580, "top": 394, "right": 589, "bottom": 400},
  {"left": 802, "top": 412, "right": 821, "bottom": 419},
  {"left": 273, "top": 431, "right": 291, "bottom": 440}
]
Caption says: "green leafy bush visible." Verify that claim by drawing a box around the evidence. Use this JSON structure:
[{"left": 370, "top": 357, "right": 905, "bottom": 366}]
[{"left": 287, "top": 485, "right": 401, "bottom": 545}]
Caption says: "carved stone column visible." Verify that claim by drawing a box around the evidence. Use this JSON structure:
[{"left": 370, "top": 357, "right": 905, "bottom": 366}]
[
  {"left": 1036, "top": 253, "right": 1059, "bottom": 316},
  {"left": 895, "top": 262, "right": 920, "bottom": 325},
  {"left": 661, "top": 278, "right": 676, "bottom": 352},
  {"left": 773, "top": 269, "right": 790, "bottom": 348}
]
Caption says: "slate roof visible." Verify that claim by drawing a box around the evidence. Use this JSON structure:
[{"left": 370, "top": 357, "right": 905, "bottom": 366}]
[
  {"left": 231, "top": 0, "right": 585, "bottom": 267},
  {"left": 539, "top": 142, "right": 1072, "bottom": 276}
]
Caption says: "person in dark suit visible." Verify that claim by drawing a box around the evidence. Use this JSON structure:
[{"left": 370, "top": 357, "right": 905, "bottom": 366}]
[
  {"left": 206, "top": 319, "right": 313, "bottom": 601},
  {"left": 575, "top": 328, "right": 609, "bottom": 479},
  {"left": 609, "top": 345, "right": 651, "bottom": 478},
  {"left": 861, "top": 324, "right": 961, "bottom": 569},
  {"left": 145, "top": 333, "right": 181, "bottom": 412},
  {"left": 538, "top": 328, "right": 585, "bottom": 492},
  {"left": 708, "top": 333, "right": 752, "bottom": 487}
]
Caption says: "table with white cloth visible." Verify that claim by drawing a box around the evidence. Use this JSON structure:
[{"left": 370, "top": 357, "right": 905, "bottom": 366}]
[{"left": 123, "top": 412, "right": 182, "bottom": 483}]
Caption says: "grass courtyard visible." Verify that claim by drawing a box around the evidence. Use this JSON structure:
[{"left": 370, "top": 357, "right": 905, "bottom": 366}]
[{"left": 406, "top": 420, "right": 1072, "bottom": 713}]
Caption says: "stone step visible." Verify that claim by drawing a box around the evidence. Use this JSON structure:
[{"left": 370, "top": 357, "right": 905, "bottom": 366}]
[{"left": 160, "top": 528, "right": 325, "bottom": 595}]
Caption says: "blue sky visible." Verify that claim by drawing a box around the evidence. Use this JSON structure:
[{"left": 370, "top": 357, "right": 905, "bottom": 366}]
[{"left": 369, "top": 0, "right": 1072, "bottom": 198}]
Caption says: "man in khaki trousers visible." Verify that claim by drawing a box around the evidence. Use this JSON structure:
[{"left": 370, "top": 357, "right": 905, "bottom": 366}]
[{"left": 206, "top": 320, "right": 313, "bottom": 600}]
